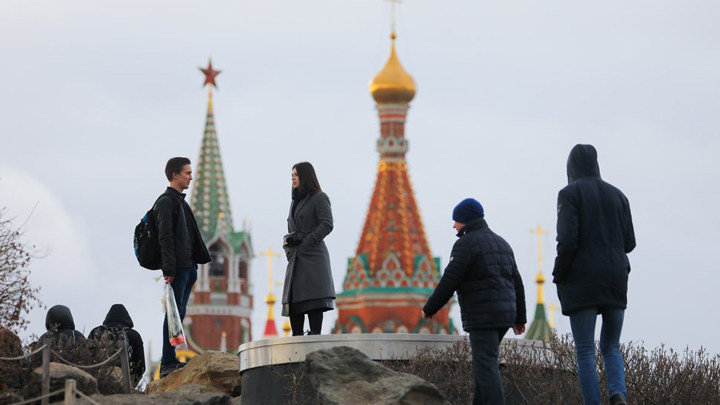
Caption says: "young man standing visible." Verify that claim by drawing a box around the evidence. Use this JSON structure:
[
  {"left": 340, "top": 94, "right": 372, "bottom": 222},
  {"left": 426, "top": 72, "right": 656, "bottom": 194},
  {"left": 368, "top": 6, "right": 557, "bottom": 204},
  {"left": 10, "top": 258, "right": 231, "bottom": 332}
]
[
  {"left": 423, "top": 198, "right": 526, "bottom": 405},
  {"left": 155, "top": 157, "right": 211, "bottom": 378}
]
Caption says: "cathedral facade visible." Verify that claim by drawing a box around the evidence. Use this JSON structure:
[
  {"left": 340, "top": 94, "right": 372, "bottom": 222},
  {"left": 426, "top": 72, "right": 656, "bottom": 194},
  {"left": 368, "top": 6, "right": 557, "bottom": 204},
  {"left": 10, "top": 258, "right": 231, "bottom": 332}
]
[{"left": 333, "top": 32, "right": 455, "bottom": 335}]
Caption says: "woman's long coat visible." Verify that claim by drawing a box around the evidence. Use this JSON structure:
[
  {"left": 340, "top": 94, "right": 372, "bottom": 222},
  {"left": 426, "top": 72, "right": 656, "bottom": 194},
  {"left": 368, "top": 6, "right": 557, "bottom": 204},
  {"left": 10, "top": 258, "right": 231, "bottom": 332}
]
[{"left": 282, "top": 191, "right": 335, "bottom": 316}]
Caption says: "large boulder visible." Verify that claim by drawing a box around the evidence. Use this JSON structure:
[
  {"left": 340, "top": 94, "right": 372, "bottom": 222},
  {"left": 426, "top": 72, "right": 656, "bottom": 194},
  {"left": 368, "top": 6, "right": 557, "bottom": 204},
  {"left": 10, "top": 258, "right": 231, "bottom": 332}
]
[
  {"left": 77, "top": 392, "right": 231, "bottom": 405},
  {"left": 146, "top": 351, "right": 241, "bottom": 396},
  {"left": 24, "top": 362, "right": 98, "bottom": 399},
  {"left": 306, "top": 346, "right": 446, "bottom": 405},
  {"left": 0, "top": 393, "right": 24, "bottom": 405},
  {"left": 0, "top": 328, "right": 23, "bottom": 391}
]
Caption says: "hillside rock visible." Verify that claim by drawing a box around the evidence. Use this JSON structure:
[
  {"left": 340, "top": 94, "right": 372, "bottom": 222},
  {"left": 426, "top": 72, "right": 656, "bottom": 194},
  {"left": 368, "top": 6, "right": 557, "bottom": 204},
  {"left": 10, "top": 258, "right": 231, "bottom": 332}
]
[
  {"left": 306, "top": 346, "right": 446, "bottom": 405},
  {"left": 24, "top": 362, "right": 98, "bottom": 399},
  {"left": 77, "top": 392, "right": 231, "bottom": 405},
  {"left": 146, "top": 351, "right": 241, "bottom": 397}
]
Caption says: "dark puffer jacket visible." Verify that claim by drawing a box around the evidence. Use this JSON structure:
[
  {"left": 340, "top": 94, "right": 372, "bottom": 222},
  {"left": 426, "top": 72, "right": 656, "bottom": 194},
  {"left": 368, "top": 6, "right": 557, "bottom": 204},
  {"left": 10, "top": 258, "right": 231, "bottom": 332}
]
[
  {"left": 154, "top": 187, "right": 211, "bottom": 277},
  {"left": 553, "top": 144, "right": 636, "bottom": 315},
  {"left": 89, "top": 304, "right": 145, "bottom": 381},
  {"left": 35, "top": 305, "right": 86, "bottom": 347},
  {"left": 423, "top": 218, "right": 527, "bottom": 331}
]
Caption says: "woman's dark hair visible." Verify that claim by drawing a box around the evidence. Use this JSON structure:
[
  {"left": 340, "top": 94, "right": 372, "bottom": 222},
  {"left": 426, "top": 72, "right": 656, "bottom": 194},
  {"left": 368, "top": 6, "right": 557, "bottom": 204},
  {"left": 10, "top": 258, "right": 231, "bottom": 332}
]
[
  {"left": 165, "top": 157, "right": 191, "bottom": 181},
  {"left": 293, "top": 162, "right": 322, "bottom": 194}
]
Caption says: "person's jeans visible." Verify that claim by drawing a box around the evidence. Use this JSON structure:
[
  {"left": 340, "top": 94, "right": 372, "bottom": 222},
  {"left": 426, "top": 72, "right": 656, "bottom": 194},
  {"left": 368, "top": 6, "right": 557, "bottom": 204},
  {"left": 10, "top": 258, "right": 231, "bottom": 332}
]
[
  {"left": 468, "top": 328, "right": 508, "bottom": 405},
  {"left": 161, "top": 265, "right": 197, "bottom": 366},
  {"left": 569, "top": 308, "right": 626, "bottom": 405}
]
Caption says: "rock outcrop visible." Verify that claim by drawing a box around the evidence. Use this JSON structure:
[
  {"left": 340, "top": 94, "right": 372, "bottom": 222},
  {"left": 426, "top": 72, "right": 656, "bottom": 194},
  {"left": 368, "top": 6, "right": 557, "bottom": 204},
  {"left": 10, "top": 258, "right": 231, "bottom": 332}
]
[
  {"left": 146, "top": 351, "right": 241, "bottom": 397},
  {"left": 24, "top": 362, "right": 99, "bottom": 399},
  {"left": 306, "top": 346, "right": 446, "bottom": 405},
  {"left": 77, "top": 392, "right": 231, "bottom": 405}
]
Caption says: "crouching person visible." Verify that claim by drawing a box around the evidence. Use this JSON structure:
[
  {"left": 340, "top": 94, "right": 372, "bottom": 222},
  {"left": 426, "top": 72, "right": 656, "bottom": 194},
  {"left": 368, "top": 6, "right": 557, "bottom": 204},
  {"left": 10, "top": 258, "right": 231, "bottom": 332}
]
[
  {"left": 89, "top": 304, "right": 146, "bottom": 385},
  {"left": 423, "top": 198, "right": 526, "bottom": 405},
  {"left": 35, "top": 305, "right": 87, "bottom": 349}
]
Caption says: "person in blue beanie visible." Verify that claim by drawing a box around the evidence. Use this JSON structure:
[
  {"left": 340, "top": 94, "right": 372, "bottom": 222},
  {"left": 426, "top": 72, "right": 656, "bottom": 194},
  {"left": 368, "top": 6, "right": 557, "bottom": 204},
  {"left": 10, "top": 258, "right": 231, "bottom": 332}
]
[{"left": 423, "top": 198, "right": 526, "bottom": 405}]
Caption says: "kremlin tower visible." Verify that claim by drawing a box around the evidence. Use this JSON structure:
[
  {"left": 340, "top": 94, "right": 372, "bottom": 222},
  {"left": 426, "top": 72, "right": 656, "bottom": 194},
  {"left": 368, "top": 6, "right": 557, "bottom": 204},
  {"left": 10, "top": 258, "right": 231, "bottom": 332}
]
[
  {"left": 185, "top": 60, "right": 254, "bottom": 353},
  {"left": 259, "top": 247, "right": 281, "bottom": 339},
  {"left": 524, "top": 225, "right": 553, "bottom": 341},
  {"left": 333, "top": 31, "right": 455, "bottom": 334}
]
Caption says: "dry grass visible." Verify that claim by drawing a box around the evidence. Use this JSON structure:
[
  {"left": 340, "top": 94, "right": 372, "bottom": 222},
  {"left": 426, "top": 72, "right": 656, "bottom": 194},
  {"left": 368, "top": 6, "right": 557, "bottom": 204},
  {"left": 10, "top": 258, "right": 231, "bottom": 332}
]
[{"left": 385, "top": 334, "right": 720, "bottom": 405}]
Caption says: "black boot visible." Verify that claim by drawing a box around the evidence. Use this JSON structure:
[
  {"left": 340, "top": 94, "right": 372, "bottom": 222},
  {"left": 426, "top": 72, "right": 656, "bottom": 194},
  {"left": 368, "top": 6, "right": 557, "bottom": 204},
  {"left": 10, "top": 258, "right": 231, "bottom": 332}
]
[{"left": 610, "top": 394, "right": 627, "bottom": 405}]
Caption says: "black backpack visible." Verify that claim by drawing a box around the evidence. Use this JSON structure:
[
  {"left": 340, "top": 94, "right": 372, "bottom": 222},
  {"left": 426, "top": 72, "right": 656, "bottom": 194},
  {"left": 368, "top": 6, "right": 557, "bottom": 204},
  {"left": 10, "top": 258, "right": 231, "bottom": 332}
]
[
  {"left": 133, "top": 197, "right": 163, "bottom": 270},
  {"left": 91, "top": 325, "right": 134, "bottom": 369}
]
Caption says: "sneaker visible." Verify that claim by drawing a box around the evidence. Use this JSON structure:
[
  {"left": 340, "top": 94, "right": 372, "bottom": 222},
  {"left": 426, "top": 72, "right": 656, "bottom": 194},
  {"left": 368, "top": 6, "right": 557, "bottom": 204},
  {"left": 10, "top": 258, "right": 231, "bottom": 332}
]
[
  {"left": 159, "top": 362, "right": 184, "bottom": 378},
  {"left": 609, "top": 394, "right": 627, "bottom": 405}
]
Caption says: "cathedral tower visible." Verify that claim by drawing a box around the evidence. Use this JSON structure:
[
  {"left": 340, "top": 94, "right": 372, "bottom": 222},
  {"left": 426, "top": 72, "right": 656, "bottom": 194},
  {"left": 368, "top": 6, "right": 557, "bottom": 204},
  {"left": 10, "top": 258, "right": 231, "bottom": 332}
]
[
  {"left": 185, "top": 60, "right": 254, "bottom": 353},
  {"left": 334, "top": 32, "right": 455, "bottom": 334},
  {"left": 525, "top": 225, "right": 553, "bottom": 341}
]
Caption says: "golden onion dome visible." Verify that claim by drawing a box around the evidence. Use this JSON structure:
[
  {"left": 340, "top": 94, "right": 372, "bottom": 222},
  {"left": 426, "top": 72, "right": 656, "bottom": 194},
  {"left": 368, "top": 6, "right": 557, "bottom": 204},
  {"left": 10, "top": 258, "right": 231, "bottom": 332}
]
[{"left": 370, "top": 32, "right": 416, "bottom": 104}]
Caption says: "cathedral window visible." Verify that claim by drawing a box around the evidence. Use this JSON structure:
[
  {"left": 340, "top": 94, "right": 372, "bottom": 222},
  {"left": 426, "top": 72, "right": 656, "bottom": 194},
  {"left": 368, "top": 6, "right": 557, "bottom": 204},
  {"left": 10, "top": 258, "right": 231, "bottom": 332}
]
[{"left": 239, "top": 260, "right": 248, "bottom": 293}]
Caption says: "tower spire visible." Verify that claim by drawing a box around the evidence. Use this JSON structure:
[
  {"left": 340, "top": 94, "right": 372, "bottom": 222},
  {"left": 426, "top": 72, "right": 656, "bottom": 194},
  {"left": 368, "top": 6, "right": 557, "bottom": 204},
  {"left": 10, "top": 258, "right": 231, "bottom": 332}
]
[
  {"left": 190, "top": 59, "right": 234, "bottom": 240},
  {"left": 387, "top": 0, "right": 402, "bottom": 35},
  {"left": 259, "top": 247, "right": 281, "bottom": 338},
  {"left": 525, "top": 224, "right": 553, "bottom": 341}
]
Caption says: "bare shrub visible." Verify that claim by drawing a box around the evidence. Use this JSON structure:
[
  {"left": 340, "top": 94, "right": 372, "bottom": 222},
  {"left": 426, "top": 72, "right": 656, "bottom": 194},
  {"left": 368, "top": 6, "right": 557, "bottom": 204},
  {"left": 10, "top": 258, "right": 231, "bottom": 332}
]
[
  {"left": 385, "top": 339, "right": 474, "bottom": 404},
  {"left": 387, "top": 334, "right": 720, "bottom": 405},
  {"left": 0, "top": 207, "right": 44, "bottom": 333},
  {"left": 623, "top": 343, "right": 720, "bottom": 404}
]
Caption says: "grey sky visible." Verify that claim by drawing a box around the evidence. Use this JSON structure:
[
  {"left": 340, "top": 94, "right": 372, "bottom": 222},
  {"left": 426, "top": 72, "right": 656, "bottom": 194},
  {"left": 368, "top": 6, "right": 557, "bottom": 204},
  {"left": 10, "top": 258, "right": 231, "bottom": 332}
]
[{"left": 2, "top": 0, "right": 719, "bottom": 363}]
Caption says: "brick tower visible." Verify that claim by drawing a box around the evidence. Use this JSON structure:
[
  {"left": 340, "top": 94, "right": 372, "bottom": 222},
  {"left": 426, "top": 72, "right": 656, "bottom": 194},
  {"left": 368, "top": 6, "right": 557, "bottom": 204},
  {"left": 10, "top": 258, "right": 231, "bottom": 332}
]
[
  {"left": 333, "top": 32, "right": 455, "bottom": 335},
  {"left": 185, "top": 60, "right": 254, "bottom": 353}
]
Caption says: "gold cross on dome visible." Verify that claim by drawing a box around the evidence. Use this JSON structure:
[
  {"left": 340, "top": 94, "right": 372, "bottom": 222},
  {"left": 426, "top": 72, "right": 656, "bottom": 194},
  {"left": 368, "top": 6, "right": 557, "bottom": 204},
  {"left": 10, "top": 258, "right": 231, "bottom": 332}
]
[
  {"left": 529, "top": 224, "right": 550, "bottom": 273},
  {"left": 386, "top": 0, "right": 402, "bottom": 34},
  {"left": 259, "top": 247, "right": 282, "bottom": 291}
]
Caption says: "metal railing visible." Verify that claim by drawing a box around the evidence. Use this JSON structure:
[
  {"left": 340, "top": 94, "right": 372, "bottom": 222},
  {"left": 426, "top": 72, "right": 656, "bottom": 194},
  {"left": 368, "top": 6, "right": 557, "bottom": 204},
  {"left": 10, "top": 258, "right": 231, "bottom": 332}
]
[{"left": 0, "top": 334, "right": 133, "bottom": 404}]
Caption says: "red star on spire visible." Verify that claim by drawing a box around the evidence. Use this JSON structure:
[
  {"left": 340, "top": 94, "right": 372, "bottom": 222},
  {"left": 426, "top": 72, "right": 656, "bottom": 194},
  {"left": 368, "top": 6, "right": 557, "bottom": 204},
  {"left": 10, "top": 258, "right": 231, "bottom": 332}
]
[{"left": 200, "top": 59, "right": 221, "bottom": 88}]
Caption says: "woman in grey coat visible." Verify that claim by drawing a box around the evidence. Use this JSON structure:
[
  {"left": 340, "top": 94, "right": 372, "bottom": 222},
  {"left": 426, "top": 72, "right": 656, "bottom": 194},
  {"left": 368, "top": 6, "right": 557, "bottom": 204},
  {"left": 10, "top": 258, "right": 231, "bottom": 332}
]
[{"left": 282, "top": 162, "right": 335, "bottom": 335}]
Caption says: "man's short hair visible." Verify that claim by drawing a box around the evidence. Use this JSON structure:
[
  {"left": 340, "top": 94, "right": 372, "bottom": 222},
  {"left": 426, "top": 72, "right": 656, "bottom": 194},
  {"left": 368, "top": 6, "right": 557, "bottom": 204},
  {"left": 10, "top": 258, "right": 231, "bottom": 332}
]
[{"left": 165, "top": 157, "right": 191, "bottom": 181}]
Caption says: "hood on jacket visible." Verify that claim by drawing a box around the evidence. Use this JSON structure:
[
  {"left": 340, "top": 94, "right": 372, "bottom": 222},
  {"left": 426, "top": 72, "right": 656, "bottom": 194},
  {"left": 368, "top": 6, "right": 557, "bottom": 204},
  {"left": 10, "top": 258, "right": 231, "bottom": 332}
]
[
  {"left": 45, "top": 305, "right": 75, "bottom": 331},
  {"left": 103, "top": 304, "right": 134, "bottom": 328},
  {"left": 567, "top": 144, "right": 601, "bottom": 184},
  {"left": 457, "top": 218, "right": 488, "bottom": 238}
]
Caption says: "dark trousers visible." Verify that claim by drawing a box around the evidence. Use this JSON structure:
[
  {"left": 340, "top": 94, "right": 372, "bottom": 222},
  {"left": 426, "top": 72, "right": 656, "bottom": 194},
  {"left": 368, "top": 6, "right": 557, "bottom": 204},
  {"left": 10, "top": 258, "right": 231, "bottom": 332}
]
[
  {"left": 290, "top": 309, "right": 323, "bottom": 336},
  {"left": 161, "top": 265, "right": 197, "bottom": 366},
  {"left": 468, "top": 328, "right": 508, "bottom": 405}
]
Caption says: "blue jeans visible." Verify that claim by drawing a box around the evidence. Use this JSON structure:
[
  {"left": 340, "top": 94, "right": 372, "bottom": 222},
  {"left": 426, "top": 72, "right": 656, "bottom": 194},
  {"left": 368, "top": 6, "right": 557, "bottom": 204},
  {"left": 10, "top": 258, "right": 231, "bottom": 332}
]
[
  {"left": 161, "top": 265, "right": 197, "bottom": 366},
  {"left": 569, "top": 308, "right": 626, "bottom": 405},
  {"left": 468, "top": 328, "right": 508, "bottom": 405}
]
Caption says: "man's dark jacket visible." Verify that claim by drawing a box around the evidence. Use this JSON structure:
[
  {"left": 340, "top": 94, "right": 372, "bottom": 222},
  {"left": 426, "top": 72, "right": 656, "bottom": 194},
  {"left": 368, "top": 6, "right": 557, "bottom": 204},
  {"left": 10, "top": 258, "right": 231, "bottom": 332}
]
[
  {"left": 553, "top": 144, "right": 636, "bottom": 315},
  {"left": 36, "top": 305, "right": 86, "bottom": 347},
  {"left": 424, "top": 218, "right": 527, "bottom": 331},
  {"left": 154, "top": 187, "right": 211, "bottom": 277},
  {"left": 89, "top": 304, "right": 145, "bottom": 381}
]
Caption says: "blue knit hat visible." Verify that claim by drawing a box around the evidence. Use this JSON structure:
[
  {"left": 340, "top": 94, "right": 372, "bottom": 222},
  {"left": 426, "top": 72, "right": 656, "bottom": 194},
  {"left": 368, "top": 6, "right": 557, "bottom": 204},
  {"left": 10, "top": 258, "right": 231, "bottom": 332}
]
[{"left": 452, "top": 198, "right": 484, "bottom": 223}]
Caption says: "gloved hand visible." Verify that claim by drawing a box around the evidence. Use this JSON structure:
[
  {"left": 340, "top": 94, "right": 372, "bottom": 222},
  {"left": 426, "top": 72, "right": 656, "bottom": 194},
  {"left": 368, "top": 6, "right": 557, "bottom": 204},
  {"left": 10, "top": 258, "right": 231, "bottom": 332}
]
[{"left": 283, "top": 232, "right": 304, "bottom": 248}]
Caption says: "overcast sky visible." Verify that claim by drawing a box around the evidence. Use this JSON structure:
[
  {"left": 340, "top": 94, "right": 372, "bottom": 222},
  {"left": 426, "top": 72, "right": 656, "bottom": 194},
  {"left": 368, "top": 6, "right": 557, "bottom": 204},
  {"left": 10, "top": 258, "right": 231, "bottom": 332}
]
[{"left": 2, "top": 0, "right": 719, "bottom": 363}]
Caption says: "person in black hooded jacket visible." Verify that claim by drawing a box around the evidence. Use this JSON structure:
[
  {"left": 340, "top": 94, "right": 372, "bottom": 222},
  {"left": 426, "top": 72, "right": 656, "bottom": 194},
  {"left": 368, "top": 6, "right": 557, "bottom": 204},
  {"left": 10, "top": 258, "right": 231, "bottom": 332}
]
[
  {"left": 424, "top": 198, "right": 526, "bottom": 405},
  {"left": 34, "top": 305, "right": 86, "bottom": 349},
  {"left": 553, "top": 144, "right": 636, "bottom": 405},
  {"left": 89, "top": 304, "right": 146, "bottom": 384}
]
